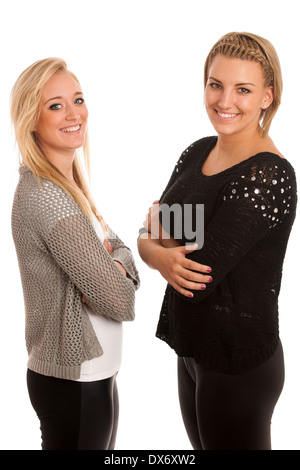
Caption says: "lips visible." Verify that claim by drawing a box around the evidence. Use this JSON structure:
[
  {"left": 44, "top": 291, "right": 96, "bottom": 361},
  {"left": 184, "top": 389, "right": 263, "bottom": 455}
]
[
  {"left": 60, "top": 124, "right": 82, "bottom": 133},
  {"left": 215, "top": 110, "right": 240, "bottom": 120}
]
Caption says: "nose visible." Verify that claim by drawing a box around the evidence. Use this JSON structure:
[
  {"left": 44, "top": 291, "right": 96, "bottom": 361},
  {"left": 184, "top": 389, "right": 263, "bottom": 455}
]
[
  {"left": 218, "top": 89, "right": 234, "bottom": 110},
  {"left": 65, "top": 104, "right": 80, "bottom": 121}
]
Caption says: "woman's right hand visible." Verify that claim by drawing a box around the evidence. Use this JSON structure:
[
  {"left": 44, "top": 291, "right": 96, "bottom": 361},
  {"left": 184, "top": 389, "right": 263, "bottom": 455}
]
[
  {"left": 153, "top": 243, "right": 212, "bottom": 298},
  {"left": 103, "top": 238, "right": 113, "bottom": 255}
]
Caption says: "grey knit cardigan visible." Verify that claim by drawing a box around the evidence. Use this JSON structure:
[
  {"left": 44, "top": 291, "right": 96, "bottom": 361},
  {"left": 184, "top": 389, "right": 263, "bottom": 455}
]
[{"left": 12, "top": 166, "right": 140, "bottom": 380}]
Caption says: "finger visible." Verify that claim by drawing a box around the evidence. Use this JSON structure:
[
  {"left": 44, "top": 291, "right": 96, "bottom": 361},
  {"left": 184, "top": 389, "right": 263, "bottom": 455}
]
[
  {"left": 114, "top": 260, "right": 127, "bottom": 276},
  {"left": 183, "top": 258, "right": 212, "bottom": 274},
  {"left": 145, "top": 213, "right": 152, "bottom": 231},
  {"left": 174, "top": 274, "right": 207, "bottom": 291},
  {"left": 150, "top": 205, "right": 159, "bottom": 217},
  {"left": 103, "top": 239, "right": 113, "bottom": 254},
  {"left": 182, "top": 243, "right": 199, "bottom": 252},
  {"left": 169, "top": 279, "right": 195, "bottom": 298},
  {"left": 169, "top": 259, "right": 212, "bottom": 284},
  {"left": 175, "top": 244, "right": 212, "bottom": 273},
  {"left": 179, "top": 268, "right": 213, "bottom": 284}
]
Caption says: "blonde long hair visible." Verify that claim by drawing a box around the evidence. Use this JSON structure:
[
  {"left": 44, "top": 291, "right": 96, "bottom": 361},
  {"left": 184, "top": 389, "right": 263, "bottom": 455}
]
[
  {"left": 10, "top": 57, "right": 107, "bottom": 235},
  {"left": 204, "top": 32, "right": 283, "bottom": 136}
]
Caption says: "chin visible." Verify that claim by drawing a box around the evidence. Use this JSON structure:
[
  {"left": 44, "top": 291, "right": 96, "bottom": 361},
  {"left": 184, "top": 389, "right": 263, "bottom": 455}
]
[
  {"left": 211, "top": 124, "right": 238, "bottom": 136},
  {"left": 62, "top": 137, "right": 85, "bottom": 150}
]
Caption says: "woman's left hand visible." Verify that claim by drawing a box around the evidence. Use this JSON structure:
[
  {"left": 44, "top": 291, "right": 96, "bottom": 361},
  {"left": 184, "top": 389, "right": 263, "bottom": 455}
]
[{"left": 114, "top": 260, "right": 127, "bottom": 276}]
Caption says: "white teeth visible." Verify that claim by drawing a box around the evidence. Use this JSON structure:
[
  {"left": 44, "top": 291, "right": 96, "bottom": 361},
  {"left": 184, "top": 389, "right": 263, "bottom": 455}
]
[
  {"left": 61, "top": 124, "right": 80, "bottom": 133},
  {"left": 218, "top": 112, "right": 237, "bottom": 118}
]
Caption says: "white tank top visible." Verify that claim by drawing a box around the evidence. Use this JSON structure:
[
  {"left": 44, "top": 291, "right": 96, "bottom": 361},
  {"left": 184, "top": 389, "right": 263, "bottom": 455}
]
[{"left": 77, "top": 215, "right": 123, "bottom": 382}]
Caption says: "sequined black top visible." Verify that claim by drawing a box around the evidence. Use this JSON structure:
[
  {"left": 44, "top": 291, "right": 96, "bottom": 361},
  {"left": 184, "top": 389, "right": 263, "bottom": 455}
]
[{"left": 156, "top": 136, "right": 297, "bottom": 374}]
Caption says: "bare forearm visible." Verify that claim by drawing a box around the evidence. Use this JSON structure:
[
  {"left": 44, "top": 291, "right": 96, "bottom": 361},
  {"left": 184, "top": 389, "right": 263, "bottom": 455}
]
[
  {"left": 159, "top": 235, "right": 180, "bottom": 249},
  {"left": 137, "top": 233, "right": 165, "bottom": 270}
]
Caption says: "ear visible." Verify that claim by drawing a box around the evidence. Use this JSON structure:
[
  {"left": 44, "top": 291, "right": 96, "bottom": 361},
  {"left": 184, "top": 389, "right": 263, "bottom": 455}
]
[{"left": 262, "top": 86, "right": 274, "bottom": 110}]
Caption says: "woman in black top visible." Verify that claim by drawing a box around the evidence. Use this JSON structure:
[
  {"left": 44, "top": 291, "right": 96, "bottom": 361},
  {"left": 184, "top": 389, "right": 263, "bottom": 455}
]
[{"left": 138, "top": 32, "right": 297, "bottom": 450}]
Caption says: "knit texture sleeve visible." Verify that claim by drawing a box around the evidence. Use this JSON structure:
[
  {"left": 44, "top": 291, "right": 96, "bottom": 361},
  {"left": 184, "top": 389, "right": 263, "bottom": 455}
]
[
  {"left": 172, "top": 156, "right": 297, "bottom": 303},
  {"left": 159, "top": 139, "right": 204, "bottom": 202},
  {"left": 32, "top": 177, "right": 137, "bottom": 321},
  {"left": 108, "top": 225, "right": 140, "bottom": 287}
]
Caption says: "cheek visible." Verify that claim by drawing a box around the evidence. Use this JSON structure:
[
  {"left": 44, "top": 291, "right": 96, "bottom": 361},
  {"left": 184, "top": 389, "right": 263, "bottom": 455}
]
[
  {"left": 34, "top": 113, "right": 62, "bottom": 142},
  {"left": 204, "top": 88, "right": 211, "bottom": 104},
  {"left": 34, "top": 117, "right": 44, "bottom": 136},
  {"left": 204, "top": 88, "right": 218, "bottom": 108},
  {"left": 36, "top": 112, "right": 58, "bottom": 132},
  {"left": 241, "top": 96, "right": 263, "bottom": 115},
  {"left": 82, "top": 105, "right": 89, "bottom": 121}
]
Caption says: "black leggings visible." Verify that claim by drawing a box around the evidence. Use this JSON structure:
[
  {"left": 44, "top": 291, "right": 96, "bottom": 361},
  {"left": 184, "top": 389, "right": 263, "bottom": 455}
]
[
  {"left": 27, "top": 369, "right": 119, "bottom": 450},
  {"left": 177, "top": 341, "right": 285, "bottom": 450}
]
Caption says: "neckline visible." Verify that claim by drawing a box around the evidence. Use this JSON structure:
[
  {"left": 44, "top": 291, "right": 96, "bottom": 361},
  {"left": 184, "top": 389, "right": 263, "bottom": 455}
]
[{"left": 200, "top": 137, "right": 285, "bottom": 177}]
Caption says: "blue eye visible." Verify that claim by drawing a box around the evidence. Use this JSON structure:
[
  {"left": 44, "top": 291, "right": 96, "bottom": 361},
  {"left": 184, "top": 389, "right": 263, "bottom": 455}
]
[
  {"left": 49, "top": 103, "right": 61, "bottom": 110},
  {"left": 75, "top": 98, "right": 85, "bottom": 104}
]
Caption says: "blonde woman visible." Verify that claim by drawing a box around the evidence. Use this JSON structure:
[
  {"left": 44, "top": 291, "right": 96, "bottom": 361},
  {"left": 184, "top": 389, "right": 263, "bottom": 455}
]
[
  {"left": 138, "top": 32, "right": 297, "bottom": 449},
  {"left": 11, "top": 58, "right": 140, "bottom": 450}
]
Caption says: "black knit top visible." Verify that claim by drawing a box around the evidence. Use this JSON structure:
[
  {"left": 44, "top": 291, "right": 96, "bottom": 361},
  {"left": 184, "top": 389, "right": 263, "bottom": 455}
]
[{"left": 156, "top": 136, "right": 297, "bottom": 374}]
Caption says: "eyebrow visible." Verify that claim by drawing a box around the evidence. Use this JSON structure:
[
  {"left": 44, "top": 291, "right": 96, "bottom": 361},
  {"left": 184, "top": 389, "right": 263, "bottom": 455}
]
[
  {"left": 208, "top": 76, "right": 256, "bottom": 87},
  {"left": 44, "top": 91, "right": 83, "bottom": 105}
]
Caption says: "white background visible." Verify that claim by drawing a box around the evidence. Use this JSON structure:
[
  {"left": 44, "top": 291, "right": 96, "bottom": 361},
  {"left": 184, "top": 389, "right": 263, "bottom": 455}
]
[{"left": 1, "top": 0, "right": 299, "bottom": 450}]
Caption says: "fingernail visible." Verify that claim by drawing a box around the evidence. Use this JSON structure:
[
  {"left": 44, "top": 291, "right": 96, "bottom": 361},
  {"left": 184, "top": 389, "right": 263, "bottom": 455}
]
[
  {"left": 209, "top": 277, "right": 213, "bottom": 282},
  {"left": 201, "top": 285, "right": 206, "bottom": 290},
  {"left": 188, "top": 243, "right": 198, "bottom": 249},
  {"left": 207, "top": 268, "right": 212, "bottom": 273},
  {"left": 188, "top": 293, "right": 194, "bottom": 298}
]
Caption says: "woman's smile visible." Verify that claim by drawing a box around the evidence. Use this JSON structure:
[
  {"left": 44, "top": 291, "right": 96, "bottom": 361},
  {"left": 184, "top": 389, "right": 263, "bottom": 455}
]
[
  {"left": 59, "top": 123, "right": 82, "bottom": 134},
  {"left": 214, "top": 110, "right": 241, "bottom": 121}
]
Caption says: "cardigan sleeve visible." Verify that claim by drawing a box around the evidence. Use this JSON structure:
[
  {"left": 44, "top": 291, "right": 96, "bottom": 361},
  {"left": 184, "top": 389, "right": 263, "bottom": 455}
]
[
  {"left": 169, "top": 158, "right": 297, "bottom": 303},
  {"left": 28, "top": 177, "right": 138, "bottom": 321},
  {"left": 108, "top": 225, "right": 140, "bottom": 288},
  {"left": 45, "top": 214, "right": 137, "bottom": 320}
]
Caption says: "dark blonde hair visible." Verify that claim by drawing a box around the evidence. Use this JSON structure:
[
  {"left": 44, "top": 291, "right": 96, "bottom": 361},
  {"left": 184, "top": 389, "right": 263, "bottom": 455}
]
[
  {"left": 11, "top": 58, "right": 107, "bottom": 234},
  {"left": 204, "top": 32, "right": 283, "bottom": 136}
]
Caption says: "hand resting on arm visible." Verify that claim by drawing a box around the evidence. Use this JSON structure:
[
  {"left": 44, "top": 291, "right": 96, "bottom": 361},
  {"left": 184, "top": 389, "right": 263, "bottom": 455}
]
[{"left": 138, "top": 201, "right": 212, "bottom": 298}]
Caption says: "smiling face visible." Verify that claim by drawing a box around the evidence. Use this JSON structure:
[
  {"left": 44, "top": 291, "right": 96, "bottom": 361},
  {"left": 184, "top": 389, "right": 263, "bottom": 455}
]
[
  {"left": 34, "top": 71, "right": 88, "bottom": 159},
  {"left": 204, "top": 54, "right": 273, "bottom": 139}
]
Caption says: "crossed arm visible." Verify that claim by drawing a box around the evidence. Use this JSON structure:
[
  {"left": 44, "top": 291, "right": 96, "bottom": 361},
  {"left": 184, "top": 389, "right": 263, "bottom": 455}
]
[{"left": 138, "top": 201, "right": 213, "bottom": 298}]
